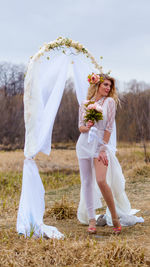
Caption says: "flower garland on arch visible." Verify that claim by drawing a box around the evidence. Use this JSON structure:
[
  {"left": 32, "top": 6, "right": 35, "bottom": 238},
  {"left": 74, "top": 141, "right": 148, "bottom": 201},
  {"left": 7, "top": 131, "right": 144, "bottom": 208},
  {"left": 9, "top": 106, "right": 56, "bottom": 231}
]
[{"left": 30, "top": 36, "right": 104, "bottom": 73}]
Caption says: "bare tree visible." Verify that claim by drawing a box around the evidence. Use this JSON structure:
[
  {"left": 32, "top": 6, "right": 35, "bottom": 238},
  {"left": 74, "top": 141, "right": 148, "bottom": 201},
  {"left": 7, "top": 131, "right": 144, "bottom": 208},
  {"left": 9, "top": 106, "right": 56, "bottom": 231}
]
[
  {"left": 116, "top": 88, "right": 150, "bottom": 162},
  {"left": 0, "top": 64, "right": 149, "bottom": 155},
  {"left": 52, "top": 78, "right": 79, "bottom": 142},
  {"left": 0, "top": 62, "right": 25, "bottom": 96}
]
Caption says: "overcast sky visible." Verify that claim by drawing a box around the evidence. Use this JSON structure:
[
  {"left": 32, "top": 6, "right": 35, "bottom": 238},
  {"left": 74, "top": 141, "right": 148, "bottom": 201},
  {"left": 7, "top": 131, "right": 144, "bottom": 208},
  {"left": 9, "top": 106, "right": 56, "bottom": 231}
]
[{"left": 0, "top": 0, "right": 150, "bottom": 85}]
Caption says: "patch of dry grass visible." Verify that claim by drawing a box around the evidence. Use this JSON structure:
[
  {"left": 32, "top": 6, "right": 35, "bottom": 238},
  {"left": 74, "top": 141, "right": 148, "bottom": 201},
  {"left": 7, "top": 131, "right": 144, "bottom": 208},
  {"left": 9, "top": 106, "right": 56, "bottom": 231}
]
[
  {"left": 0, "top": 143, "right": 150, "bottom": 266},
  {"left": 0, "top": 228, "right": 147, "bottom": 267},
  {"left": 44, "top": 196, "right": 77, "bottom": 220},
  {"left": 41, "top": 170, "right": 80, "bottom": 190}
]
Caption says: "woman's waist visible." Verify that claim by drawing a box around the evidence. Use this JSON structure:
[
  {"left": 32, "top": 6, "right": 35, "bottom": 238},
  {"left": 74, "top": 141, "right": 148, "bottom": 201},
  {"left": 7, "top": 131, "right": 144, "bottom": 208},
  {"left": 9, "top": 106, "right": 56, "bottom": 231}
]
[
  {"left": 88, "top": 127, "right": 104, "bottom": 138},
  {"left": 82, "top": 127, "right": 104, "bottom": 134},
  {"left": 77, "top": 128, "right": 104, "bottom": 144}
]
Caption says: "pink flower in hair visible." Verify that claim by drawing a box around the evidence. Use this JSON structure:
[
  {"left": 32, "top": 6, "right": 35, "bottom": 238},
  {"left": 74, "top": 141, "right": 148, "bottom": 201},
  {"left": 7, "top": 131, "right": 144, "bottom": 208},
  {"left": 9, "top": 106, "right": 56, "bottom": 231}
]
[
  {"left": 91, "top": 74, "right": 99, "bottom": 84},
  {"left": 87, "top": 73, "right": 100, "bottom": 84}
]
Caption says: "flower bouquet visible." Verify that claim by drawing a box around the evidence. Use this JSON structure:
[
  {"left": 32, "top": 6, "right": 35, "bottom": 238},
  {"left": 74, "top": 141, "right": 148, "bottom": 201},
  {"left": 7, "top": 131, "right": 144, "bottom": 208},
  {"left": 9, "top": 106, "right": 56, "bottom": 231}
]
[{"left": 84, "top": 100, "right": 103, "bottom": 124}]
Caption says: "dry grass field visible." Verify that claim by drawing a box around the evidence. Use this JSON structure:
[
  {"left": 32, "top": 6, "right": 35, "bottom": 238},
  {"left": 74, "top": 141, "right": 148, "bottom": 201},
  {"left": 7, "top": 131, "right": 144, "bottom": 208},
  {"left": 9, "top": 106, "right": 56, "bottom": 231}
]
[{"left": 0, "top": 143, "right": 150, "bottom": 266}]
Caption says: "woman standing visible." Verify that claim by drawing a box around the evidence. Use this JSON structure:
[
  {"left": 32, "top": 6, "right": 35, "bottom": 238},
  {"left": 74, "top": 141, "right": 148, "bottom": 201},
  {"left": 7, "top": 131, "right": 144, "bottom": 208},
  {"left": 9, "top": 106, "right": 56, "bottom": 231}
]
[{"left": 76, "top": 73, "right": 143, "bottom": 234}]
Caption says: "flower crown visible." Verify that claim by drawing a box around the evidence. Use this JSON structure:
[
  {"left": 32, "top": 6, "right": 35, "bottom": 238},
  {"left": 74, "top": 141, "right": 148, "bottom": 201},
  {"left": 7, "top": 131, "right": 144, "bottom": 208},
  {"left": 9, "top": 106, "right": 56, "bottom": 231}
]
[{"left": 87, "top": 73, "right": 104, "bottom": 84}]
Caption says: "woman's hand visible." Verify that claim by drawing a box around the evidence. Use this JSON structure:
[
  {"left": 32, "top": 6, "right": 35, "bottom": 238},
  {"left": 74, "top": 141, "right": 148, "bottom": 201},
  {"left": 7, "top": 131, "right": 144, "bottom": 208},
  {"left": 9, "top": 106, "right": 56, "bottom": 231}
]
[
  {"left": 79, "top": 120, "right": 94, "bottom": 133},
  {"left": 98, "top": 151, "right": 108, "bottom": 166},
  {"left": 86, "top": 120, "right": 94, "bottom": 129}
]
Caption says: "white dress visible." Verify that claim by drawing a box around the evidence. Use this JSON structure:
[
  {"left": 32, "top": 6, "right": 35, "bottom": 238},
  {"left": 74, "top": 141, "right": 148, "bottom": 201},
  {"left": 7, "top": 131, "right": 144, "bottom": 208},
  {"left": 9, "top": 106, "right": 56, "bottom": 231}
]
[
  {"left": 76, "top": 97, "right": 144, "bottom": 226},
  {"left": 76, "top": 97, "right": 116, "bottom": 159}
]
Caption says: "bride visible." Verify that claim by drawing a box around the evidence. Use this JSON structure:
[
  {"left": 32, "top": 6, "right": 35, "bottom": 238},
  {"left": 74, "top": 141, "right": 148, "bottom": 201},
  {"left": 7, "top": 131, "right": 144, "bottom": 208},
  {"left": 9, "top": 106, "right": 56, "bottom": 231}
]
[{"left": 76, "top": 73, "right": 143, "bottom": 234}]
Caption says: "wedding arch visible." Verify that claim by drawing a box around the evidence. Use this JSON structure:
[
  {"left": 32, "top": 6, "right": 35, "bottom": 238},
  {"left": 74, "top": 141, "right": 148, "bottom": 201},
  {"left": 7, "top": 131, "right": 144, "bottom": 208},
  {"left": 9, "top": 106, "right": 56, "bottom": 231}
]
[{"left": 17, "top": 37, "right": 104, "bottom": 238}]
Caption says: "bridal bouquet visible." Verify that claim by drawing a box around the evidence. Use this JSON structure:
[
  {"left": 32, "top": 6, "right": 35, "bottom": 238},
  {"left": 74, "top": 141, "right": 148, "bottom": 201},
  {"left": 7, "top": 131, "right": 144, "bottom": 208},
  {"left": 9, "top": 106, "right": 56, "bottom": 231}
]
[{"left": 84, "top": 100, "right": 103, "bottom": 123}]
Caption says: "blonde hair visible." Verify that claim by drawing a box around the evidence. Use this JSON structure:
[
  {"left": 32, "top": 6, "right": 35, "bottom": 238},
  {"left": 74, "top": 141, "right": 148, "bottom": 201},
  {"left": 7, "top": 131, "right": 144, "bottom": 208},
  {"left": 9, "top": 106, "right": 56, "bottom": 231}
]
[{"left": 87, "top": 74, "right": 118, "bottom": 104}]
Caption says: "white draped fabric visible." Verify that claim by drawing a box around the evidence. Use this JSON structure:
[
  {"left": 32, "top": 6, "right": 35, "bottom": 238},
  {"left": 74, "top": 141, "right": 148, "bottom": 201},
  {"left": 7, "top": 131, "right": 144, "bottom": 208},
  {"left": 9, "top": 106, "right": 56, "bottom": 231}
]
[
  {"left": 17, "top": 47, "right": 99, "bottom": 238},
  {"left": 17, "top": 159, "right": 64, "bottom": 239}
]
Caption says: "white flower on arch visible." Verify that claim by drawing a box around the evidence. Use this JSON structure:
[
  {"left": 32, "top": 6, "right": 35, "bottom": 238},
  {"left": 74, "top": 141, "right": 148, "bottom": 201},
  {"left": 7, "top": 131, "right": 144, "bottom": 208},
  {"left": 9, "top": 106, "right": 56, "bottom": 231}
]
[{"left": 31, "top": 36, "right": 103, "bottom": 73}]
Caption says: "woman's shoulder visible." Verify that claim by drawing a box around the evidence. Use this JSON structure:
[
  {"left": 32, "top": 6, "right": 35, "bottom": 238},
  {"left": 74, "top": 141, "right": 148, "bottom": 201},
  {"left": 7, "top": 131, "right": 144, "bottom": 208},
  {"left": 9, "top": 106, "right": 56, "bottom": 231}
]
[
  {"left": 79, "top": 100, "right": 88, "bottom": 110},
  {"left": 80, "top": 100, "right": 86, "bottom": 106},
  {"left": 107, "top": 96, "right": 115, "bottom": 103},
  {"left": 105, "top": 97, "right": 115, "bottom": 104},
  {"left": 80, "top": 99, "right": 90, "bottom": 106}
]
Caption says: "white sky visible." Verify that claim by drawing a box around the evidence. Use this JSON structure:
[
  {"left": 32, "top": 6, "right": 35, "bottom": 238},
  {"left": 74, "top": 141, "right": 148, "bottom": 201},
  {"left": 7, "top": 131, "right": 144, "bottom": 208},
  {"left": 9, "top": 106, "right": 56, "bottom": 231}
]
[{"left": 0, "top": 0, "right": 150, "bottom": 85}]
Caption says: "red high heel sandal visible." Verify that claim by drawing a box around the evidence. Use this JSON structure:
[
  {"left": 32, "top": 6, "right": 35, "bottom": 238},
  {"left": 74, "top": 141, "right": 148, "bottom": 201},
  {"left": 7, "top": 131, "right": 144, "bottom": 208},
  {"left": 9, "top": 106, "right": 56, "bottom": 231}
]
[
  {"left": 87, "top": 219, "right": 97, "bottom": 234},
  {"left": 113, "top": 225, "right": 122, "bottom": 234},
  {"left": 87, "top": 227, "right": 97, "bottom": 234},
  {"left": 112, "top": 218, "right": 122, "bottom": 234}
]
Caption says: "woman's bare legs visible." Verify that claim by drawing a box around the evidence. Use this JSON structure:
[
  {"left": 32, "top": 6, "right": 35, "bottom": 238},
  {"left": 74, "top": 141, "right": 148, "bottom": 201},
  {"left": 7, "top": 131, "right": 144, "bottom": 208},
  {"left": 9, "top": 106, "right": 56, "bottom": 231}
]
[{"left": 94, "top": 158, "right": 121, "bottom": 228}]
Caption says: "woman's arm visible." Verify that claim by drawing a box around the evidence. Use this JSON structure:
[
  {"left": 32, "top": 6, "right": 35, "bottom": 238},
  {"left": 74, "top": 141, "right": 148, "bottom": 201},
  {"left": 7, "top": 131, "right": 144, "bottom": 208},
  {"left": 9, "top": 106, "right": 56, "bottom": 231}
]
[
  {"left": 102, "top": 97, "right": 116, "bottom": 146},
  {"left": 103, "top": 129, "right": 111, "bottom": 144},
  {"left": 98, "top": 98, "right": 116, "bottom": 164},
  {"left": 79, "top": 125, "right": 89, "bottom": 133}
]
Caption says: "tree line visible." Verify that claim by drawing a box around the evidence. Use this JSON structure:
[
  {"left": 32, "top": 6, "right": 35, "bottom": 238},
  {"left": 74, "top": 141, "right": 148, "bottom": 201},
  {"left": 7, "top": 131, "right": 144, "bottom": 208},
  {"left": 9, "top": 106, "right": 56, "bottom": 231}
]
[{"left": 0, "top": 62, "right": 149, "bottom": 154}]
